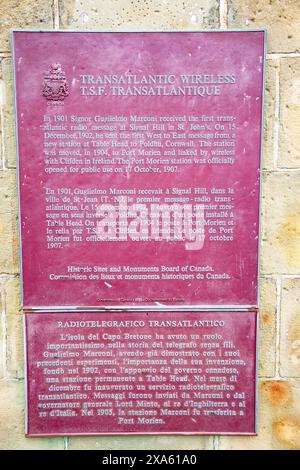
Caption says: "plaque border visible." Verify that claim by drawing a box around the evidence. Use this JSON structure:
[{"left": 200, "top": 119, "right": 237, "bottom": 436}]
[
  {"left": 24, "top": 309, "right": 258, "bottom": 437},
  {"left": 12, "top": 29, "right": 267, "bottom": 312}
]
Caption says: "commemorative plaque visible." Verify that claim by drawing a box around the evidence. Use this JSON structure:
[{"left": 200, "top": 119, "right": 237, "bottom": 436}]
[
  {"left": 12, "top": 31, "right": 265, "bottom": 308},
  {"left": 25, "top": 310, "right": 257, "bottom": 436},
  {"left": 13, "top": 30, "right": 264, "bottom": 437}
]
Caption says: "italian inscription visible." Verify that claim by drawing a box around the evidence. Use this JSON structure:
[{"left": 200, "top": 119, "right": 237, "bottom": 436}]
[{"left": 25, "top": 311, "right": 257, "bottom": 435}]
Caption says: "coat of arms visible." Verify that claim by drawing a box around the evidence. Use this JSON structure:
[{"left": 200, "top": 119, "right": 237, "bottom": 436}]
[{"left": 42, "top": 63, "right": 69, "bottom": 101}]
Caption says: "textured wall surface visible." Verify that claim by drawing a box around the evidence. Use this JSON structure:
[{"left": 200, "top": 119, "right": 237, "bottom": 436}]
[{"left": 0, "top": 0, "right": 299, "bottom": 450}]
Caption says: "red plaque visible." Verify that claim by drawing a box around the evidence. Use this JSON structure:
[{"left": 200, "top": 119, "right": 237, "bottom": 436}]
[
  {"left": 25, "top": 310, "right": 257, "bottom": 436},
  {"left": 13, "top": 31, "right": 265, "bottom": 308}
]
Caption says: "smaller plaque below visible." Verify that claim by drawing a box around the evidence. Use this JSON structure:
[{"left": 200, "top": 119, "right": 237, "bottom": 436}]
[
  {"left": 13, "top": 31, "right": 265, "bottom": 308},
  {"left": 25, "top": 310, "right": 257, "bottom": 436}
]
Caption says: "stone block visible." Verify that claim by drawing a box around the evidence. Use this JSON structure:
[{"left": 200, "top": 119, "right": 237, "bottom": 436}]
[
  {"left": 59, "top": 0, "right": 219, "bottom": 30},
  {"left": 69, "top": 434, "right": 212, "bottom": 450},
  {"left": 261, "top": 172, "right": 300, "bottom": 274},
  {"left": 0, "top": 287, "right": 4, "bottom": 379},
  {"left": 219, "top": 379, "right": 300, "bottom": 449},
  {"left": 262, "top": 60, "right": 277, "bottom": 170},
  {"left": 0, "top": 1, "right": 53, "bottom": 53},
  {"left": 279, "top": 58, "right": 300, "bottom": 168},
  {"left": 258, "top": 277, "right": 277, "bottom": 377},
  {"left": 228, "top": 1, "right": 300, "bottom": 53},
  {"left": 0, "top": 380, "right": 64, "bottom": 449},
  {"left": 4, "top": 277, "right": 23, "bottom": 379},
  {"left": 0, "top": 58, "right": 17, "bottom": 169},
  {"left": 280, "top": 278, "right": 300, "bottom": 377},
  {"left": 0, "top": 171, "right": 19, "bottom": 274}
]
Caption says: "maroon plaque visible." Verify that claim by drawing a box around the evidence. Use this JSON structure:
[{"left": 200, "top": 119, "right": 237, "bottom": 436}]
[
  {"left": 25, "top": 310, "right": 257, "bottom": 436},
  {"left": 13, "top": 31, "right": 265, "bottom": 308}
]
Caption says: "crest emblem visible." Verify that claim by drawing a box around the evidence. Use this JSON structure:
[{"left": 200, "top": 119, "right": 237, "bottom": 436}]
[{"left": 42, "top": 63, "right": 69, "bottom": 101}]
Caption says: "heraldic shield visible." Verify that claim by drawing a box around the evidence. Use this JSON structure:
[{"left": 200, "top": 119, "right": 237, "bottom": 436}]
[{"left": 42, "top": 63, "right": 69, "bottom": 101}]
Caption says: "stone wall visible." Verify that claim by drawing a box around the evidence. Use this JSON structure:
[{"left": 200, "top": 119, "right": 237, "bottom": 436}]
[{"left": 0, "top": 0, "right": 299, "bottom": 450}]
